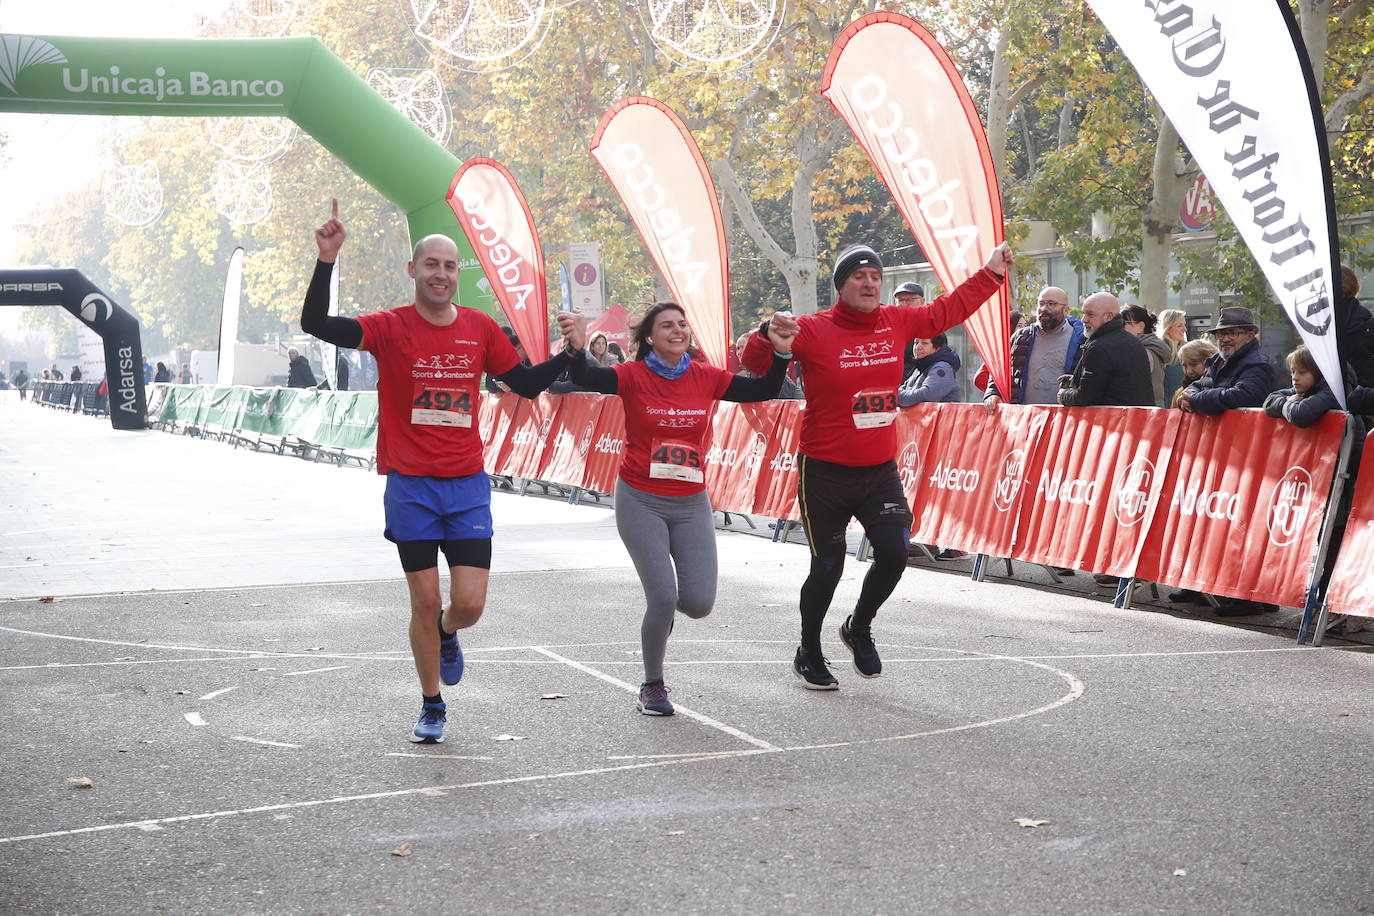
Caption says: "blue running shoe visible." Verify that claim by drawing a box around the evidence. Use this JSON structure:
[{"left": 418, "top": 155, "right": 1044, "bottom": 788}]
[
  {"left": 438, "top": 618, "right": 464, "bottom": 686},
  {"left": 637, "top": 680, "right": 674, "bottom": 716},
  {"left": 411, "top": 702, "right": 446, "bottom": 743}
]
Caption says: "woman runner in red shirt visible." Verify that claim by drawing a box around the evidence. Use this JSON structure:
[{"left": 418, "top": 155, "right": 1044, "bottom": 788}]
[{"left": 559, "top": 303, "right": 795, "bottom": 715}]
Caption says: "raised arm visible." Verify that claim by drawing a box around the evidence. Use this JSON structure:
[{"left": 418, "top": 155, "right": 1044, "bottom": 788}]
[{"left": 301, "top": 198, "right": 363, "bottom": 348}]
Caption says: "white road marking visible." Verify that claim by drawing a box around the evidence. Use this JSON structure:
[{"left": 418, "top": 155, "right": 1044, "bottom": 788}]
[
  {"left": 230, "top": 736, "right": 302, "bottom": 749},
  {"left": 385, "top": 753, "right": 493, "bottom": 761},
  {"left": 529, "top": 646, "right": 778, "bottom": 751},
  {"left": 606, "top": 751, "right": 753, "bottom": 760},
  {"left": 199, "top": 686, "right": 240, "bottom": 701},
  {"left": 281, "top": 666, "right": 349, "bottom": 677},
  {"left": 183, "top": 712, "right": 206, "bottom": 727},
  {"left": 0, "top": 752, "right": 777, "bottom": 844}
]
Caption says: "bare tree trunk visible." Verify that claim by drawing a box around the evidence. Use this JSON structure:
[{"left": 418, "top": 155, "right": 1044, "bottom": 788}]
[{"left": 1138, "top": 113, "right": 1188, "bottom": 311}]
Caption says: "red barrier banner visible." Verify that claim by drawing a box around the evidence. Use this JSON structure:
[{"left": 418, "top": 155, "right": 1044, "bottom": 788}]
[
  {"left": 590, "top": 97, "right": 731, "bottom": 368},
  {"left": 1012, "top": 407, "right": 1181, "bottom": 576},
  {"left": 911, "top": 404, "right": 1049, "bottom": 557},
  {"left": 1135, "top": 410, "right": 1344, "bottom": 607},
  {"left": 895, "top": 404, "right": 942, "bottom": 511},
  {"left": 821, "top": 12, "right": 1011, "bottom": 397},
  {"left": 580, "top": 395, "right": 626, "bottom": 494},
  {"left": 447, "top": 158, "right": 548, "bottom": 363},
  {"left": 753, "top": 400, "right": 804, "bottom": 520},
  {"left": 1322, "top": 435, "right": 1374, "bottom": 618},
  {"left": 506, "top": 393, "right": 561, "bottom": 480},
  {"left": 537, "top": 394, "right": 603, "bottom": 488},
  {"left": 703, "top": 401, "right": 784, "bottom": 515},
  {"left": 479, "top": 392, "right": 527, "bottom": 477}
]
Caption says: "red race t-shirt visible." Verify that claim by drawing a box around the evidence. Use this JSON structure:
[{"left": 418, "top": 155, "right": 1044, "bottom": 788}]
[
  {"left": 742, "top": 266, "right": 1003, "bottom": 466},
  {"left": 614, "top": 359, "right": 734, "bottom": 496},
  {"left": 357, "top": 304, "right": 518, "bottom": 477}
]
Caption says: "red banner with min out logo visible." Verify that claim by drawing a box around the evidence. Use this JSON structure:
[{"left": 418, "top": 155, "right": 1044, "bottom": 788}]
[
  {"left": 910, "top": 404, "right": 1050, "bottom": 557},
  {"left": 704, "top": 401, "right": 786, "bottom": 515},
  {"left": 537, "top": 394, "right": 603, "bottom": 488},
  {"left": 1134, "top": 410, "right": 1344, "bottom": 607},
  {"left": 1012, "top": 407, "right": 1181, "bottom": 576},
  {"left": 1325, "top": 438, "right": 1374, "bottom": 618}
]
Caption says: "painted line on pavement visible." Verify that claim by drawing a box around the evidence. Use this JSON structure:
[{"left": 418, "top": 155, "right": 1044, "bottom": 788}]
[
  {"left": 199, "top": 686, "right": 240, "bottom": 701},
  {"left": 529, "top": 646, "right": 778, "bottom": 751},
  {"left": 231, "top": 736, "right": 302, "bottom": 749},
  {"left": 281, "top": 666, "right": 350, "bottom": 677},
  {"left": 183, "top": 712, "right": 206, "bottom": 727}
]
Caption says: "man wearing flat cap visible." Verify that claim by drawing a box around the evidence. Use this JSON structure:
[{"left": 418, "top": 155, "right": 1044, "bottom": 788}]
[
  {"left": 741, "top": 241, "right": 1013, "bottom": 690},
  {"left": 893, "top": 281, "right": 926, "bottom": 379},
  {"left": 1177, "top": 306, "right": 1278, "bottom": 414}
]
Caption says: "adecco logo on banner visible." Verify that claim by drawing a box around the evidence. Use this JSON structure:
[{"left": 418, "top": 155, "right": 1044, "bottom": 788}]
[
  {"left": 609, "top": 143, "right": 711, "bottom": 293},
  {"left": 992, "top": 448, "right": 1025, "bottom": 512},
  {"left": 1113, "top": 457, "right": 1155, "bottom": 527},
  {"left": 1267, "top": 466, "right": 1313, "bottom": 547}
]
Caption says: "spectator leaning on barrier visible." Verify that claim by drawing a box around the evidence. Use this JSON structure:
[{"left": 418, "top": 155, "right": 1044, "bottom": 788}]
[
  {"left": 154, "top": 361, "right": 171, "bottom": 383},
  {"left": 1177, "top": 306, "right": 1277, "bottom": 415},
  {"left": 898, "top": 333, "right": 961, "bottom": 406},
  {"left": 981, "top": 286, "right": 1084, "bottom": 406},
  {"left": 1120, "top": 305, "right": 1171, "bottom": 407},
  {"left": 1057, "top": 292, "right": 1154, "bottom": 407},
  {"left": 1263, "top": 345, "right": 1339, "bottom": 429},
  {"left": 70, "top": 365, "right": 82, "bottom": 382},
  {"left": 1170, "top": 339, "right": 1219, "bottom": 408}
]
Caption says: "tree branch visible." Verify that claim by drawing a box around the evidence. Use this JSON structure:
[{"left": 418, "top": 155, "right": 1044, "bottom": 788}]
[{"left": 710, "top": 157, "right": 791, "bottom": 272}]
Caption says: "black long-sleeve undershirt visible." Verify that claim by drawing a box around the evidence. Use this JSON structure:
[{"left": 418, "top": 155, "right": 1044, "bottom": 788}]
[
  {"left": 568, "top": 350, "right": 793, "bottom": 401},
  {"left": 299, "top": 258, "right": 572, "bottom": 399}
]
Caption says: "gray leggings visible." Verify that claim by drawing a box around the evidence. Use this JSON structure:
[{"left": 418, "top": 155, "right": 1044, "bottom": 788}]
[{"left": 614, "top": 479, "right": 718, "bottom": 683}]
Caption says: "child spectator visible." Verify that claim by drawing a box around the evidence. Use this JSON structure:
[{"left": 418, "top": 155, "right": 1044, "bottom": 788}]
[
  {"left": 1263, "top": 346, "right": 1339, "bottom": 428},
  {"left": 1169, "top": 339, "right": 1218, "bottom": 408}
]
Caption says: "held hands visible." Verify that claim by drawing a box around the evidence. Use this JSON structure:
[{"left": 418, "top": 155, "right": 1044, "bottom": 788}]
[
  {"left": 984, "top": 242, "right": 1014, "bottom": 277},
  {"left": 1177, "top": 390, "right": 1193, "bottom": 412},
  {"left": 556, "top": 310, "right": 587, "bottom": 351},
  {"left": 767, "top": 310, "right": 798, "bottom": 354},
  {"left": 314, "top": 198, "right": 346, "bottom": 263}
]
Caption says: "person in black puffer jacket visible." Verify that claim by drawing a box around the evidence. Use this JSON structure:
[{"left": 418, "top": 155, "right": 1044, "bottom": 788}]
[{"left": 1058, "top": 292, "right": 1154, "bottom": 407}]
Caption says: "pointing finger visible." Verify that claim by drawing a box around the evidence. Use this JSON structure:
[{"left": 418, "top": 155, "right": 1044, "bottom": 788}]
[{"left": 331, "top": 198, "right": 339, "bottom": 220}]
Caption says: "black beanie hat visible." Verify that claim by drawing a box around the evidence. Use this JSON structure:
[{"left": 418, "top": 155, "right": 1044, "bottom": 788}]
[{"left": 833, "top": 245, "right": 883, "bottom": 290}]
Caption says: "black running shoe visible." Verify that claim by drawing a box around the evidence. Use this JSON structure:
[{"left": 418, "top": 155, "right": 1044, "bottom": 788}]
[
  {"left": 792, "top": 646, "right": 839, "bottom": 690},
  {"left": 839, "top": 615, "right": 882, "bottom": 678}
]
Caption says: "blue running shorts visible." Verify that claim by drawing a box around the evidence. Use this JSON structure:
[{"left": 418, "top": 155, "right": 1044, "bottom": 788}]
[{"left": 383, "top": 472, "right": 493, "bottom": 543}]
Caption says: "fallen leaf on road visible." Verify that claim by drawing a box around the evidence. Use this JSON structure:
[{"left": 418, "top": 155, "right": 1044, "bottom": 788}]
[
  {"left": 304, "top": 647, "right": 323, "bottom": 652},
  {"left": 25, "top": 556, "right": 36, "bottom": 561},
  {"left": 1337, "top": 712, "right": 1351, "bottom": 717},
  {"left": 1013, "top": 818, "right": 1049, "bottom": 828},
  {"left": 493, "top": 734, "right": 527, "bottom": 741},
  {"left": 174, "top": 690, "right": 188, "bottom": 695},
  {"left": 1173, "top": 869, "right": 1187, "bottom": 877},
  {"left": 66, "top": 777, "right": 94, "bottom": 789},
  {"left": 391, "top": 842, "right": 412, "bottom": 857},
  {"left": 38, "top": 596, "right": 55, "bottom": 603},
  {"left": 539, "top": 694, "right": 568, "bottom": 700},
  {"left": 528, "top": 833, "right": 542, "bottom": 840},
  {"left": 250, "top": 603, "right": 267, "bottom": 608}
]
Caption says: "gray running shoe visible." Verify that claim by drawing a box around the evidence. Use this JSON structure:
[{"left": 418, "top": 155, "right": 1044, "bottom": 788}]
[{"left": 637, "top": 680, "right": 674, "bottom": 716}]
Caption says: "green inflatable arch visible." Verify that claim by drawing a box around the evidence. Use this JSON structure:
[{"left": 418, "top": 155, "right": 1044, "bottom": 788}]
[{"left": 0, "top": 32, "right": 492, "bottom": 311}]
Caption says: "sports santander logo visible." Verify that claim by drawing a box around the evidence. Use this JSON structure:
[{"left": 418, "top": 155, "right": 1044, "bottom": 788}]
[
  {"left": 1113, "top": 457, "right": 1155, "bottom": 527},
  {"left": 1267, "top": 466, "right": 1312, "bottom": 548}
]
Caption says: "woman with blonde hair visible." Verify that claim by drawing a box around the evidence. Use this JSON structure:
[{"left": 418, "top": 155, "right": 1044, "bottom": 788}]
[
  {"left": 1170, "top": 338, "right": 1219, "bottom": 409},
  {"left": 1157, "top": 308, "right": 1188, "bottom": 405}
]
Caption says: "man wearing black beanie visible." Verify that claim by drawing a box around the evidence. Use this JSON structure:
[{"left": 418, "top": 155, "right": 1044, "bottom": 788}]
[{"left": 741, "top": 240, "right": 1013, "bottom": 689}]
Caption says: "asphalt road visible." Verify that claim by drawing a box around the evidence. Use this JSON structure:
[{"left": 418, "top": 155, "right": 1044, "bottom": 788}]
[{"left": 2, "top": 393, "right": 1372, "bottom": 914}]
